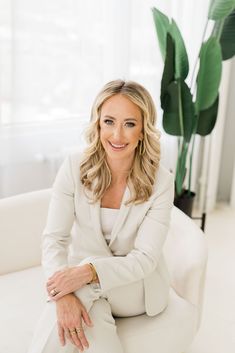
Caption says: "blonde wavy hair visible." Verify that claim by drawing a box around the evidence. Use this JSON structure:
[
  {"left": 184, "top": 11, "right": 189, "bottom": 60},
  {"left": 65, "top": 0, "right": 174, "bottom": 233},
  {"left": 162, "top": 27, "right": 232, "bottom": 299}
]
[{"left": 80, "top": 79, "right": 161, "bottom": 206}]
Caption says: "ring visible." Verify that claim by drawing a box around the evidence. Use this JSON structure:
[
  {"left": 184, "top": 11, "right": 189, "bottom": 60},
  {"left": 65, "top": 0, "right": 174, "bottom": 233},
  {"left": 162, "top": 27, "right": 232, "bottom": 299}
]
[
  {"left": 76, "top": 327, "right": 83, "bottom": 334},
  {"left": 50, "top": 288, "right": 58, "bottom": 296}
]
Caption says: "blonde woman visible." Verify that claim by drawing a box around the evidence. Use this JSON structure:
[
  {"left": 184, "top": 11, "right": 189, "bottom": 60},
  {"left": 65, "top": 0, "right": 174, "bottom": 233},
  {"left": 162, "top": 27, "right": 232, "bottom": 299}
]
[{"left": 28, "top": 80, "right": 174, "bottom": 353}]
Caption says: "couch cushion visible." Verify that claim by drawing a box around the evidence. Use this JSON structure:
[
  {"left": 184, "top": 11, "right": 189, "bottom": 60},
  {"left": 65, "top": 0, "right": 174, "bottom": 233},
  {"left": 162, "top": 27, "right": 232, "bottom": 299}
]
[{"left": 0, "top": 266, "right": 198, "bottom": 353}]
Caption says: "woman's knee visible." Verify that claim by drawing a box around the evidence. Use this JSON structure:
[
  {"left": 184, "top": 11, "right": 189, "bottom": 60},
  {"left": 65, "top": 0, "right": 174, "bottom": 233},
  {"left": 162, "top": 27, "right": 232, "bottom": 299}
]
[
  {"left": 88, "top": 298, "right": 115, "bottom": 325},
  {"left": 73, "top": 284, "right": 100, "bottom": 312}
]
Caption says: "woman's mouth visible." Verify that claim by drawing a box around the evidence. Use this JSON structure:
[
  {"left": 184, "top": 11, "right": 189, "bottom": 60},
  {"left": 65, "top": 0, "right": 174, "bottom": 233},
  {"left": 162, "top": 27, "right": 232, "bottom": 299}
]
[{"left": 108, "top": 141, "right": 128, "bottom": 151}]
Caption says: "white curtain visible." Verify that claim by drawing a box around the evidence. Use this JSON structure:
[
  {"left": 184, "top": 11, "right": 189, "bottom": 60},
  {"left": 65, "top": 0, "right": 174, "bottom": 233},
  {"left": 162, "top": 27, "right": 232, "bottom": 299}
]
[{"left": 0, "top": 0, "right": 215, "bottom": 200}]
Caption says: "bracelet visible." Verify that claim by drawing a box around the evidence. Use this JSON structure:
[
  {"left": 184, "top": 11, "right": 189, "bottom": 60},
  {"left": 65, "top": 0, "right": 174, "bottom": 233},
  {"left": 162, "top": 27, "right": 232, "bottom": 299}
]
[{"left": 87, "top": 263, "right": 98, "bottom": 284}]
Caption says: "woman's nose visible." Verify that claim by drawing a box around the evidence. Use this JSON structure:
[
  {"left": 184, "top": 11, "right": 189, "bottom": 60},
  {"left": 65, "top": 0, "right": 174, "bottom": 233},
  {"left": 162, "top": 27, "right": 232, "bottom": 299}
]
[{"left": 112, "top": 126, "right": 123, "bottom": 139}]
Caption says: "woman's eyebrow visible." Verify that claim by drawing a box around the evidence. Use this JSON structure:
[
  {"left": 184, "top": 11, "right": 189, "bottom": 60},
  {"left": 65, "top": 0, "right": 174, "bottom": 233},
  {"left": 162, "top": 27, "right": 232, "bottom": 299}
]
[{"left": 103, "top": 115, "right": 137, "bottom": 121}]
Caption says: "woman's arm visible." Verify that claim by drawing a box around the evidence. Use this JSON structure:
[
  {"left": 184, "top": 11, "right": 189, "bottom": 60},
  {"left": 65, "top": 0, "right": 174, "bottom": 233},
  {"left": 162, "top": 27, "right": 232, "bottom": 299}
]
[
  {"left": 41, "top": 155, "right": 76, "bottom": 279},
  {"left": 46, "top": 263, "right": 99, "bottom": 300}
]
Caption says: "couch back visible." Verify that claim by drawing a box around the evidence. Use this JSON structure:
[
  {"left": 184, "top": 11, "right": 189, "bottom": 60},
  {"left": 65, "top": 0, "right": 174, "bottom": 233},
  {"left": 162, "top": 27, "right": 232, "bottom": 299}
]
[{"left": 0, "top": 189, "right": 51, "bottom": 274}]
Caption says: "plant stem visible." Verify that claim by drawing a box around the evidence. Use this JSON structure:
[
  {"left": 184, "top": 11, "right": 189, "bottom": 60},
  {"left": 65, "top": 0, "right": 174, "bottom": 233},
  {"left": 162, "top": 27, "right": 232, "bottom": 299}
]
[
  {"left": 190, "top": 19, "right": 209, "bottom": 96},
  {"left": 188, "top": 132, "right": 196, "bottom": 194},
  {"left": 187, "top": 17, "right": 209, "bottom": 195},
  {"left": 211, "top": 18, "right": 225, "bottom": 40},
  {"left": 175, "top": 80, "right": 185, "bottom": 196},
  {"left": 178, "top": 80, "right": 184, "bottom": 137}
]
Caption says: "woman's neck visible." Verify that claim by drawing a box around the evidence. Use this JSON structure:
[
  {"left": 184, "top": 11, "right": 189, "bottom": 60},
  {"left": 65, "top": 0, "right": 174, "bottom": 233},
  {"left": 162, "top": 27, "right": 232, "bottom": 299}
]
[{"left": 106, "top": 156, "right": 133, "bottom": 184}]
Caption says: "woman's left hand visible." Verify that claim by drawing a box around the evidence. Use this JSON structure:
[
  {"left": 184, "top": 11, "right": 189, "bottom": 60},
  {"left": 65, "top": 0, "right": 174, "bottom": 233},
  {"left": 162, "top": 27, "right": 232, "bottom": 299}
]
[{"left": 46, "top": 265, "right": 92, "bottom": 301}]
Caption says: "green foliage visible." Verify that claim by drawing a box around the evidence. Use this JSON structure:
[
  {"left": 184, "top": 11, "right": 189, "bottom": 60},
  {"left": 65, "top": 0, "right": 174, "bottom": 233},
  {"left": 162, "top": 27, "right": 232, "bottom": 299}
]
[
  {"left": 152, "top": 1, "right": 235, "bottom": 197},
  {"left": 152, "top": 8, "right": 170, "bottom": 60},
  {"left": 209, "top": 0, "right": 235, "bottom": 20},
  {"left": 220, "top": 8, "right": 235, "bottom": 59},
  {"left": 197, "top": 96, "right": 219, "bottom": 136},
  {"left": 195, "top": 37, "right": 222, "bottom": 112}
]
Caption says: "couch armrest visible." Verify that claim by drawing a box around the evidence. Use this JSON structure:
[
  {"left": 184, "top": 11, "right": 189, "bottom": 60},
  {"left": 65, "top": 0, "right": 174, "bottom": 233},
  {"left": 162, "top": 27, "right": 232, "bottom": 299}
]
[
  {"left": 163, "top": 206, "right": 208, "bottom": 329},
  {"left": 0, "top": 189, "right": 51, "bottom": 274}
]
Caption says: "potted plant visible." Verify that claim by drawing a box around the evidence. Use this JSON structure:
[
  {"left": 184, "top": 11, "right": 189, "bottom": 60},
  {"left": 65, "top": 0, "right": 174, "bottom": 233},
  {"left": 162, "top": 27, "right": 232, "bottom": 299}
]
[{"left": 152, "top": 0, "right": 235, "bottom": 216}]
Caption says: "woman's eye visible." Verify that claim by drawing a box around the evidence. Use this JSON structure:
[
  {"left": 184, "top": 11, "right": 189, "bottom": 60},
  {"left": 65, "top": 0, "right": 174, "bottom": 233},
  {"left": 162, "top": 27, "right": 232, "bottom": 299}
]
[
  {"left": 104, "top": 119, "right": 113, "bottom": 125},
  {"left": 126, "top": 122, "right": 135, "bottom": 127}
]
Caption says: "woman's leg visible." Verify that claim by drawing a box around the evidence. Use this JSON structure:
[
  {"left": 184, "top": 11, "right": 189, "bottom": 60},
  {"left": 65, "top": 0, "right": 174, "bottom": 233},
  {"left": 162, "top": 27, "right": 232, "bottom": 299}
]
[
  {"left": 80, "top": 280, "right": 146, "bottom": 353},
  {"left": 27, "top": 284, "right": 100, "bottom": 353},
  {"left": 104, "top": 279, "right": 145, "bottom": 317},
  {"left": 28, "top": 280, "right": 145, "bottom": 353},
  {"left": 27, "top": 283, "right": 125, "bottom": 353},
  {"left": 83, "top": 297, "right": 124, "bottom": 353},
  {"left": 27, "top": 300, "right": 74, "bottom": 353}
]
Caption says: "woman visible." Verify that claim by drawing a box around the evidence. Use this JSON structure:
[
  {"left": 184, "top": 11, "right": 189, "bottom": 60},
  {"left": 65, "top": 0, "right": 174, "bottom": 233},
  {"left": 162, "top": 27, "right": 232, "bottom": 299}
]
[{"left": 28, "top": 79, "right": 174, "bottom": 353}]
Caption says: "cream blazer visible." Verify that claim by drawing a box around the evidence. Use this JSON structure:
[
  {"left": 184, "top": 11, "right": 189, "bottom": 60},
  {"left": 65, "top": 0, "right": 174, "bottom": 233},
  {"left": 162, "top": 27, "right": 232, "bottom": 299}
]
[{"left": 42, "top": 151, "right": 175, "bottom": 316}]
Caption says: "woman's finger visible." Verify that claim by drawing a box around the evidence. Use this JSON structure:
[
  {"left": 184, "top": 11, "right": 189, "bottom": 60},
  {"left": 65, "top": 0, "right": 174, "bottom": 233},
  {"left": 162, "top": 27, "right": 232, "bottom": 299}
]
[
  {"left": 47, "top": 284, "right": 56, "bottom": 295},
  {"left": 50, "top": 290, "right": 66, "bottom": 301},
  {"left": 57, "top": 323, "right": 65, "bottom": 346},
  {"left": 46, "top": 280, "right": 55, "bottom": 288},
  {"left": 76, "top": 324, "right": 89, "bottom": 350},
  {"left": 64, "top": 327, "right": 74, "bottom": 346},
  {"left": 69, "top": 327, "right": 84, "bottom": 351},
  {"left": 82, "top": 307, "right": 94, "bottom": 327}
]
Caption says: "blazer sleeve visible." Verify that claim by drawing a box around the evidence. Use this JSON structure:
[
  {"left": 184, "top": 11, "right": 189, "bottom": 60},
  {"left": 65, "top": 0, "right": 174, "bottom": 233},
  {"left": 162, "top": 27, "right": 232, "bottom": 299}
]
[
  {"left": 90, "top": 171, "right": 175, "bottom": 292},
  {"left": 41, "top": 155, "right": 76, "bottom": 279}
]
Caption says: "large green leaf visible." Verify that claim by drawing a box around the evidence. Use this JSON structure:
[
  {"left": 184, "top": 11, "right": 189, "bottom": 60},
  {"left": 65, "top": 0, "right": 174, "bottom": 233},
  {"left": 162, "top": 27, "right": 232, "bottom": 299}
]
[
  {"left": 163, "top": 79, "right": 195, "bottom": 142},
  {"left": 152, "top": 8, "right": 189, "bottom": 80},
  {"left": 208, "top": 0, "right": 235, "bottom": 20},
  {"left": 161, "top": 33, "right": 175, "bottom": 108},
  {"left": 170, "top": 20, "right": 189, "bottom": 80},
  {"left": 220, "top": 8, "right": 235, "bottom": 60},
  {"left": 195, "top": 37, "right": 222, "bottom": 112},
  {"left": 152, "top": 7, "right": 170, "bottom": 60},
  {"left": 162, "top": 81, "right": 180, "bottom": 135},
  {"left": 196, "top": 95, "right": 219, "bottom": 135}
]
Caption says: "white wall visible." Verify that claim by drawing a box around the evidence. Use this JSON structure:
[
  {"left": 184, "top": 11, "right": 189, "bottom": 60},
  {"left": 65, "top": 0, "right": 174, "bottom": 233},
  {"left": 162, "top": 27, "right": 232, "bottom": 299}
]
[
  {"left": 0, "top": 120, "right": 87, "bottom": 198},
  {"left": 217, "top": 59, "right": 235, "bottom": 203}
]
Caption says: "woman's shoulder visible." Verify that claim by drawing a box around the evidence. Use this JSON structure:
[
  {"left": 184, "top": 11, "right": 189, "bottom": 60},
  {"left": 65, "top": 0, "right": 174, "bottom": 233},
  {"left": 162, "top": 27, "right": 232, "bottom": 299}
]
[
  {"left": 62, "top": 149, "right": 85, "bottom": 183},
  {"left": 153, "top": 163, "right": 174, "bottom": 193},
  {"left": 67, "top": 149, "right": 84, "bottom": 165},
  {"left": 156, "top": 163, "right": 173, "bottom": 179}
]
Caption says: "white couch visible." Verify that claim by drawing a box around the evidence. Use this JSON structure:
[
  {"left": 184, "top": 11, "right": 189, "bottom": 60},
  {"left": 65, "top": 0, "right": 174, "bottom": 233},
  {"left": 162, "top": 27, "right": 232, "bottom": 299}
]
[{"left": 0, "top": 189, "right": 208, "bottom": 353}]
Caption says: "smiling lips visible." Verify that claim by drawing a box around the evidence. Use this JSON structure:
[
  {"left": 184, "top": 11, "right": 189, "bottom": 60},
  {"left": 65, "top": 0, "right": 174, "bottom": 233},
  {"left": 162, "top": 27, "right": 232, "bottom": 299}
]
[{"left": 108, "top": 141, "right": 128, "bottom": 150}]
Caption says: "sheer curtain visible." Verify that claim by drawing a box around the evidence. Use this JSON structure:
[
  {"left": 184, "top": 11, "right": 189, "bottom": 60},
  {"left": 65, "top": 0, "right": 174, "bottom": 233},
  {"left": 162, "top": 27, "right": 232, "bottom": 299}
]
[{"left": 0, "top": 0, "right": 216, "bottom": 202}]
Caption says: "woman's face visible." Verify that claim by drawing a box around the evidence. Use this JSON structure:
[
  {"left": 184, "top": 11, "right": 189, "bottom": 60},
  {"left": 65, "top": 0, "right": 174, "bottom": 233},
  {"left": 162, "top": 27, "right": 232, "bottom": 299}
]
[{"left": 99, "top": 94, "right": 143, "bottom": 162}]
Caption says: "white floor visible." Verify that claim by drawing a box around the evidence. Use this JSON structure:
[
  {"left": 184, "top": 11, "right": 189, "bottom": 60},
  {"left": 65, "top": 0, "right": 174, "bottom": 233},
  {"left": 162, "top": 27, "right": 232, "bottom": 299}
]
[{"left": 185, "top": 202, "right": 235, "bottom": 353}]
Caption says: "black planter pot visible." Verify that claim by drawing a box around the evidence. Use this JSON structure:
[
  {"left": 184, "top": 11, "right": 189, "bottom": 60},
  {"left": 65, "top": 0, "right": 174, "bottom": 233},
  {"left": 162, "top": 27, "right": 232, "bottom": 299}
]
[{"left": 174, "top": 190, "right": 196, "bottom": 217}]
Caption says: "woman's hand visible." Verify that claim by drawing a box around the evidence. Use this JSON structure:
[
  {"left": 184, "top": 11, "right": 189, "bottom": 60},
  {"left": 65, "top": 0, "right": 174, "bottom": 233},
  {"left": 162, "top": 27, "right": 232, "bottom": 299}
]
[
  {"left": 47, "top": 265, "right": 92, "bottom": 301},
  {"left": 56, "top": 293, "right": 93, "bottom": 351}
]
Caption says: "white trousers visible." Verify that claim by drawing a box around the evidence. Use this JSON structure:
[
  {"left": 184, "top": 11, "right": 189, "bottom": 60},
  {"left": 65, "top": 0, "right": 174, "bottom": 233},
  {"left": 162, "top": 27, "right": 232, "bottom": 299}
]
[{"left": 27, "top": 279, "right": 146, "bottom": 353}]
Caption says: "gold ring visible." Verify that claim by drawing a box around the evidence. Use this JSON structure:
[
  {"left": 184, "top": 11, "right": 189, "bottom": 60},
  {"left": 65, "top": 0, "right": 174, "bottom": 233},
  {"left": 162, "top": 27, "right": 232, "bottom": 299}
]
[
  {"left": 76, "top": 327, "right": 83, "bottom": 334},
  {"left": 50, "top": 289, "right": 58, "bottom": 296},
  {"left": 69, "top": 329, "right": 76, "bottom": 335}
]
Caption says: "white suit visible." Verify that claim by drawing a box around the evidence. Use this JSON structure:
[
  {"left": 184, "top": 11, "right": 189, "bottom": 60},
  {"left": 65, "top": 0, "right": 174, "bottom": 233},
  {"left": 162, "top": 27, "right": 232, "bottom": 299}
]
[{"left": 28, "top": 151, "right": 174, "bottom": 353}]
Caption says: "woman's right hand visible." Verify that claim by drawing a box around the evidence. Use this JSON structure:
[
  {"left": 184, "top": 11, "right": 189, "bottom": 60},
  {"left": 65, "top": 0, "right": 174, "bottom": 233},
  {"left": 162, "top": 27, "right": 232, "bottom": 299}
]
[{"left": 56, "top": 293, "right": 93, "bottom": 351}]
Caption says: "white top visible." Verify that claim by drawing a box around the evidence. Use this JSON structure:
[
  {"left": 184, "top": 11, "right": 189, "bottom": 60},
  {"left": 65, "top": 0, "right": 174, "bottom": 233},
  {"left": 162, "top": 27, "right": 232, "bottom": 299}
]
[{"left": 100, "top": 207, "right": 119, "bottom": 245}]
